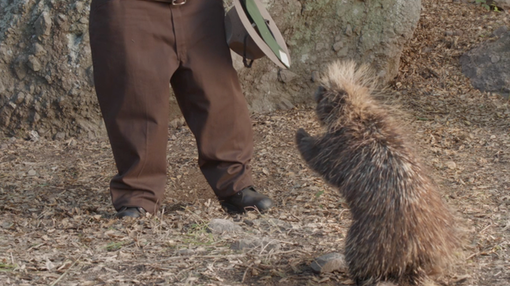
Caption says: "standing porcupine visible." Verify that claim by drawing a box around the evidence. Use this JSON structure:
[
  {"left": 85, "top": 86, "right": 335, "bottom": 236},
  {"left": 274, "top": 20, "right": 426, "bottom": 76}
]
[{"left": 296, "top": 61, "right": 460, "bottom": 286}]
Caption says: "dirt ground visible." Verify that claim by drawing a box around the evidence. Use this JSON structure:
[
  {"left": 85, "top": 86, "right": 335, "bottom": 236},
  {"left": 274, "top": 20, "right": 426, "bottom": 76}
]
[{"left": 1, "top": 1, "right": 509, "bottom": 285}]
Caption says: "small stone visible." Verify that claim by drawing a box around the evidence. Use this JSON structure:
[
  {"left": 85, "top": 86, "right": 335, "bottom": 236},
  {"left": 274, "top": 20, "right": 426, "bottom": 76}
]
[
  {"left": 336, "top": 46, "right": 349, "bottom": 57},
  {"left": 28, "top": 170, "right": 37, "bottom": 176},
  {"left": 310, "top": 253, "right": 347, "bottom": 274},
  {"left": 169, "top": 118, "right": 185, "bottom": 129},
  {"left": 278, "top": 70, "right": 298, "bottom": 83},
  {"left": 446, "top": 161, "right": 456, "bottom": 170},
  {"left": 345, "top": 24, "right": 353, "bottom": 36},
  {"left": 28, "top": 130, "right": 40, "bottom": 141},
  {"left": 177, "top": 249, "right": 195, "bottom": 256},
  {"left": 333, "top": 41, "right": 344, "bottom": 52},
  {"left": 75, "top": 1, "right": 84, "bottom": 12},
  {"left": 311, "top": 71, "right": 319, "bottom": 82},
  {"left": 208, "top": 219, "right": 243, "bottom": 234},
  {"left": 35, "top": 11, "right": 52, "bottom": 38},
  {"left": 24, "top": 93, "right": 33, "bottom": 105},
  {"left": 27, "top": 55, "right": 42, "bottom": 72},
  {"left": 277, "top": 98, "right": 294, "bottom": 110},
  {"left": 12, "top": 58, "right": 27, "bottom": 80},
  {"left": 13, "top": 92, "right": 26, "bottom": 104},
  {"left": 44, "top": 74, "right": 53, "bottom": 84},
  {"left": 54, "top": 132, "right": 66, "bottom": 140},
  {"left": 79, "top": 17, "right": 89, "bottom": 24},
  {"left": 491, "top": 55, "right": 500, "bottom": 63},
  {"left": 33, "top": 43, "right": 46, "bottom": 57}
]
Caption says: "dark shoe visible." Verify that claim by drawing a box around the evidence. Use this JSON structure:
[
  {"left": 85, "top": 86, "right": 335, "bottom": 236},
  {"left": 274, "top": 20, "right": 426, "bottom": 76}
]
[
  {"left": 220, "top": 187, "right": 274, "bottom": 214},
  {"left": 116, "top": 207, "right": 146, "bottom": 219}
]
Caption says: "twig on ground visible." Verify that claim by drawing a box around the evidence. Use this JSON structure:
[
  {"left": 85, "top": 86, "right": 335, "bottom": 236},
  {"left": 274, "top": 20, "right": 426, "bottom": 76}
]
[
  {"left": 49, "top": 254, "right": 82, "bottom": 286},
  {"left": 242, "top": 263, "right": 253, "bottom": 283}
]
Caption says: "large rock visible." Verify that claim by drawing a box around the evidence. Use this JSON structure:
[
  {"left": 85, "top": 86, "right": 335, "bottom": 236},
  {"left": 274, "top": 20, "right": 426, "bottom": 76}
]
[
  {"left": 0, "top": 0, "right": 421, "bottom": 139},
  {"left": 233, "top": 0, "right": 422, "bottom": 113},
  {"left": 460, "top": 28, "right": 510, "bottom": 98},
  {"left": 0, "top": 0, "right": 98, "bottom": 139}
]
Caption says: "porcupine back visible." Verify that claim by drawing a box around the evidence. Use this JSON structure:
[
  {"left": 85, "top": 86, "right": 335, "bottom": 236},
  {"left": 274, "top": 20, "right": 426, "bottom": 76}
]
[{"left": 312, "top": 61, "right": 459, "bottom": 285}]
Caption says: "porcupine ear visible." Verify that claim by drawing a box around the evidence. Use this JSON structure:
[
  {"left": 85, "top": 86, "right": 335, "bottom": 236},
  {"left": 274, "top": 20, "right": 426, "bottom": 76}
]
[{"left": 315, "top": 91, "right": 338, "bottom": 125}]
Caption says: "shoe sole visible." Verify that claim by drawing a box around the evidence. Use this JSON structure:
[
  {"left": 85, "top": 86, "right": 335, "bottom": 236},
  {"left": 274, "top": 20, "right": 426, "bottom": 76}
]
[
  {"left": 220, "top": 202, "right": 245, "bottom": 214},
  {"left": 220, "top": 202, "right": 270, "bottom": 214}
]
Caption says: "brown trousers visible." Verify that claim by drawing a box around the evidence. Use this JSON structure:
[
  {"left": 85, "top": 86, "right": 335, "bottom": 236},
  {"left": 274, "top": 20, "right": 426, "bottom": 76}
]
[{"left": 89, "top": 0, "right": 254, "bottom": 213}]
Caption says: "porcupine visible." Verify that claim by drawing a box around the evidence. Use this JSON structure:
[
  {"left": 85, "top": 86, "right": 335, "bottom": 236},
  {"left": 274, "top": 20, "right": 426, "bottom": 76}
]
[{"left": 295, "top": 61, "right": 459, "bottom": 286}]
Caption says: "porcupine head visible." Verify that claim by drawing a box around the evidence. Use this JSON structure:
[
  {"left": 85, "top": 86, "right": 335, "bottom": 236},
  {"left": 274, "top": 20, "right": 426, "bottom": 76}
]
[{"left": 295, "top": 60, "right": 383, "bottom": 190}]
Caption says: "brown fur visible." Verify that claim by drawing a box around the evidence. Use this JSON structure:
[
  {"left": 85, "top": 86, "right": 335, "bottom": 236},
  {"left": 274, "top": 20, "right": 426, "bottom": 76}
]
[{"left": 296, "top": 61, "right": 459, "bottom": 286}]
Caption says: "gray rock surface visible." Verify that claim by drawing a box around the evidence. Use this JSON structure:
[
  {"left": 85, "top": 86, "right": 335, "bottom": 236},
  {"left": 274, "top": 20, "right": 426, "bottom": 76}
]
[
  {"left": 310, "top": 252, "right": 347, "bottom": 274},
  {"left": 0, "top": 0, "right": 421, "bottom": 139},
  {"left": 0, "top": 0, "right": 98, "bottom": 139},
  {"left": 460, "top": 28, "right": 510, "bottom": 98},
  {"left": 208, "top": 219, "right": 243, "bottom": 234}
]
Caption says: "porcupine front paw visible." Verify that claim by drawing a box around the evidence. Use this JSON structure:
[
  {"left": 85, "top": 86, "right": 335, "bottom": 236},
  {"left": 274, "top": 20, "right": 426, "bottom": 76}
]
[
  {"left": 295, "top": 128, "right": 320, "bottom": 164},
  {"left": 296, "top": 128, "right": 311, "bottom": 144}
]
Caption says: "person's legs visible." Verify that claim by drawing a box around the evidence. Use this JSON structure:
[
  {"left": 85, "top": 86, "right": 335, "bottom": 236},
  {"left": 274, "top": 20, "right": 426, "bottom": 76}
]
[
  {"left": 89, "top": 0, "right": 178, "bottom": 213},
  {"left": 169, "top": 1, "right": 273, "bottom": 213},
  {"left": 169, "top": 0, "right": 255, "bottom": 199}
]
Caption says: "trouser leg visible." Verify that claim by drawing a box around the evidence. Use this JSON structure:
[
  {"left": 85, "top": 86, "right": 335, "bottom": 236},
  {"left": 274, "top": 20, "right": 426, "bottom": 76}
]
[
  {"left": 169, "top": 0, "right": 254, "bottom": 199},
  {"left": 89, "top": 0, "right": 178, "bottom": 213}
]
